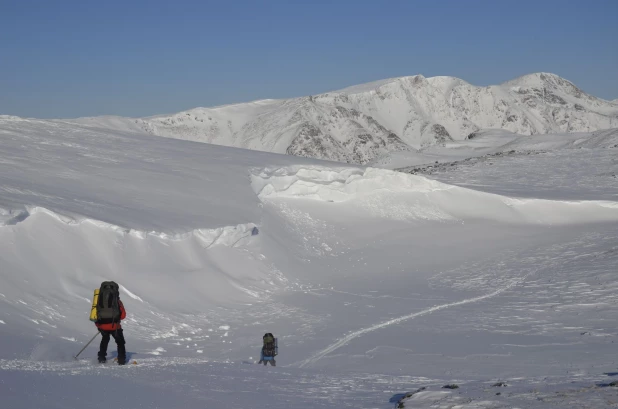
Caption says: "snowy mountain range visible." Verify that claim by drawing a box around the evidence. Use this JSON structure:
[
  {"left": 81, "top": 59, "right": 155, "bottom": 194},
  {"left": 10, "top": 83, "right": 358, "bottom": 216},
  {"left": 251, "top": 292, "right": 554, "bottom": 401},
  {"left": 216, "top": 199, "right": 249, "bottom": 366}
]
[{"left": 69, "top": 72, "right": 618, "bottom": 164}]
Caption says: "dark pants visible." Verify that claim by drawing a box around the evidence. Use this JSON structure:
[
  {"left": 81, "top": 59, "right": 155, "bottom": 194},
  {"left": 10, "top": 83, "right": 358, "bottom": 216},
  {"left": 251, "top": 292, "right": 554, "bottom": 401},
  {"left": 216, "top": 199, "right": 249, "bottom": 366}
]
[{"left": 98, "top": 328, "right": 126, "bottom": 362}]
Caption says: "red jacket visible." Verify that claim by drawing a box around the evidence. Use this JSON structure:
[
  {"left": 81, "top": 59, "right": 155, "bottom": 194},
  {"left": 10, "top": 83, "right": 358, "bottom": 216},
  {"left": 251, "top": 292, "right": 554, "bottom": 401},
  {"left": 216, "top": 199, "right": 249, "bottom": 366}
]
[{"left": 95, "top": 300, "right": 126, "bottom": 331}]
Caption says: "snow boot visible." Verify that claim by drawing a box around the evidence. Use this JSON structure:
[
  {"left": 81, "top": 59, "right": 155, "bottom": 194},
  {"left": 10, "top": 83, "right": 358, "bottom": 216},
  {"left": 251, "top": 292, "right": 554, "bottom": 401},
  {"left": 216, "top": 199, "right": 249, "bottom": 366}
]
[
  {"left": 117, "top": 342, "right": 126, "bottom": 365},
  {"left": 97, "top": 351, "right": 106, "bottom": 364}
]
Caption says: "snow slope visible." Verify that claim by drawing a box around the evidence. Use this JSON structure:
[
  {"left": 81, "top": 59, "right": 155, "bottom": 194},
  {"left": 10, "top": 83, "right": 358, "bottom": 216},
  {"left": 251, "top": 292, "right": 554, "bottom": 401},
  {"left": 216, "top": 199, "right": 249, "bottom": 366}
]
[
  {"left": 1, "top": 117, "right": 618, "bottom": 408},
  {"left": 62, "top": 73, "right": 618, "bottom": 164},
  {"left": 395, "top": 129, "right": 618, "bottom": 200}
]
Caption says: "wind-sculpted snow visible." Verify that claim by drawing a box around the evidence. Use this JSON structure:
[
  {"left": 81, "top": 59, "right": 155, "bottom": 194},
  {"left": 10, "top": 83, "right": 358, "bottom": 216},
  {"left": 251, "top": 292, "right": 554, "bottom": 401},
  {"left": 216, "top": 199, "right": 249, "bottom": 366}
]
[
  {"left": 3, "top": 117, "right": 618, "bottom": 408},
  {"left": 0, "top": 204, "right": 270, "bottom": 319},
  {"left": 251, "top": 166, "right": 452, "bottom": 201},
  {"left": 0, "top": 206, "right": 258, "bottom": 248},
  {"left": 251, "top": 165, "right": 618, "bottom": 224},
  {"left": 0, "top": 115, "right": 323, "bottom": 233}
]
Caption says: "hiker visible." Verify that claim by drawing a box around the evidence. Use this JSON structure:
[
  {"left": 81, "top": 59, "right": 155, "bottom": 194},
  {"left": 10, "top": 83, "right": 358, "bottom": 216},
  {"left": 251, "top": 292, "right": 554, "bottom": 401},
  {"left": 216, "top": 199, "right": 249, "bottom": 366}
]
[
  {"left": 95, "top": 281, "right": 127, "bottom": 365},
  {"left": 258, "top": 332, "right": 277, "bottom": 366}
]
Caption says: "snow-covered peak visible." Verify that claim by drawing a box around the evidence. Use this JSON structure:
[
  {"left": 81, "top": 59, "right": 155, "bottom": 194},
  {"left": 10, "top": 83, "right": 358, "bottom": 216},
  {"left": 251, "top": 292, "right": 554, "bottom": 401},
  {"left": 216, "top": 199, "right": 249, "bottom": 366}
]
[
  {"left": 331, "top": 74, "right": 428, "bottom": 95},
  {"left": 503, "top": 72, "right": 568, "bottom": 87},
  {"left": 503, "top": 72, "right": 591, "bottom": 102},
  {"left": 425, "top": 75, "right": 471, "bottom": 89}
]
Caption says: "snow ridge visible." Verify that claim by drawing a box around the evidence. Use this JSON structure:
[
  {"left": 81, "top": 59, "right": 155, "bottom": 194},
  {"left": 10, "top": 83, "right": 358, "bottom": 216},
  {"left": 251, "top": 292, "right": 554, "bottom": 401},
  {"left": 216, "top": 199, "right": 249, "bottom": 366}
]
[
  {"left": 0, "top": 206, "right": 258, "bottom": 249},
  {"left": 250, "top": 166, "right": 451, "bottom": 201},
  {"left": 251, "top": 165, "right": 618, "bottom": 224}
]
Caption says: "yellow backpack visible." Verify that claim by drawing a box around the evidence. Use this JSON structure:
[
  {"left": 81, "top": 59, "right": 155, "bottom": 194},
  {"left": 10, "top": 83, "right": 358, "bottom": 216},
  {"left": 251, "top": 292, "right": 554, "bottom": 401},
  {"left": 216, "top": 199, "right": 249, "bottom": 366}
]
[{"left": 89, "top": 289, "right": 99, "bottom": 322}]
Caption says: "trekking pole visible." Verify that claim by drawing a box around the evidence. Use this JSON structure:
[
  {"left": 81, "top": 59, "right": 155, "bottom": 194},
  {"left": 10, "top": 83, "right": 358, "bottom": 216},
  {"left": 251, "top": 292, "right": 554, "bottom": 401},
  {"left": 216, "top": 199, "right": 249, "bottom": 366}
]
[{"left": 74, "top": 331, "right": 100, "bottom": 360}]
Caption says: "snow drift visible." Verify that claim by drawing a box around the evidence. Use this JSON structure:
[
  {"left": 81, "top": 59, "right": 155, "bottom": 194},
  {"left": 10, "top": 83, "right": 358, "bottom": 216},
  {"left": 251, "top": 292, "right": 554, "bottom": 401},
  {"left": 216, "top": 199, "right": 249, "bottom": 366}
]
[{"left": 251, "top": 165, "right": 618, "bottom": 224}]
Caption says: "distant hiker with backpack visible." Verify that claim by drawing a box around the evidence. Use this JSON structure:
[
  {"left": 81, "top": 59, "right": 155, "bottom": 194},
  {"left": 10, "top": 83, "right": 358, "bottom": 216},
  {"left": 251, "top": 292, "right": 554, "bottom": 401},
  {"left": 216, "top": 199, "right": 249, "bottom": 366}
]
[
  {"left": 95, "top": 281, "right": 127, "bottom": 365},
  {"left": 258, "top": 333, "right": 278, "bottom": 366}
]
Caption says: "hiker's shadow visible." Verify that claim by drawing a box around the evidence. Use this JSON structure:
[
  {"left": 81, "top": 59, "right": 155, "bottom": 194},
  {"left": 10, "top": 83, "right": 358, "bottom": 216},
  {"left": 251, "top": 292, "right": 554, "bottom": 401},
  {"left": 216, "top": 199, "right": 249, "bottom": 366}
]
[
  {"left": 389, "top": 393, "right": 407, "bottom": 403},
  {"left": 597, "top": 374, "right": 618, "bottom": 388},
  {"left": 109, "top": 351, "right": 137, "bottom": 361},
  {"left": 596, "top": 382, "right": 617, "bottom": 387}
]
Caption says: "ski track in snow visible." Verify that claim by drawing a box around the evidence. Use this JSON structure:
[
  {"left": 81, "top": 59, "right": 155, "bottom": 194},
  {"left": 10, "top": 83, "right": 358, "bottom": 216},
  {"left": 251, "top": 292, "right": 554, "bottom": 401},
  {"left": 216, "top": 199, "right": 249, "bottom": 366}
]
[{"left": 297, "top": 269, "right": 539, "bottom": 368}]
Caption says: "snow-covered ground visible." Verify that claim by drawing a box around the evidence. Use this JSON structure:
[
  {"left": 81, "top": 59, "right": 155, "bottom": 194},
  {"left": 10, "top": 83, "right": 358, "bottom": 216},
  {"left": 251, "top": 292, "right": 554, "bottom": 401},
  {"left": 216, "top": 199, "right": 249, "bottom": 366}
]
[
  {"left": 390, "top": 129, "right": 618, "bottom": 200},
  {"left": 1, "top": 116, "right": 618, "bottom": 408}
]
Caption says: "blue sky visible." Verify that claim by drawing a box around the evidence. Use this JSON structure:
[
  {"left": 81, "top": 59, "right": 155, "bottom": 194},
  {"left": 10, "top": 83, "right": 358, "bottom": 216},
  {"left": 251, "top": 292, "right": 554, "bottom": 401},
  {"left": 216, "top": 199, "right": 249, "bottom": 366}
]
[{"left": 1, "top": 0, "right": 617, "bottom": 118}]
